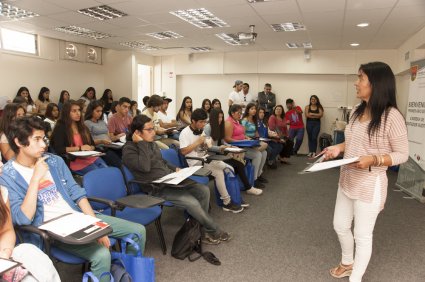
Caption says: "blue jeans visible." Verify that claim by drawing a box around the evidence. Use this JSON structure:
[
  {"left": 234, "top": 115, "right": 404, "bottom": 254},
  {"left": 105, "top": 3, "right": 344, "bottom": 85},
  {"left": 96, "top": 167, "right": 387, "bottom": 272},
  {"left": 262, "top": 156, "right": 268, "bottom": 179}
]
[
  {"left": 267, "top": 141, "right": 283, "bottom": 161},
  {"left": 73, "top": 158, "right": 108, "bottom": 175},
  {"left": 288, "top": 128, "right": 305, "bottom": 154},
  {"left": 152, "top": 182, "right": 219, "bottom": 233},
  {"left": 306, "top": 120, "right": 321, "bottom": 153}
]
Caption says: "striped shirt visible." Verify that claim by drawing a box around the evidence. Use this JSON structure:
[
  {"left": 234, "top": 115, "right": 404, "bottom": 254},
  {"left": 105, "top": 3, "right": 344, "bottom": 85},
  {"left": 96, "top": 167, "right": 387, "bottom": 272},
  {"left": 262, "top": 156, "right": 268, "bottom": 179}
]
[{"left": 339, "top": 107, "right": 408, "bottom": 210}]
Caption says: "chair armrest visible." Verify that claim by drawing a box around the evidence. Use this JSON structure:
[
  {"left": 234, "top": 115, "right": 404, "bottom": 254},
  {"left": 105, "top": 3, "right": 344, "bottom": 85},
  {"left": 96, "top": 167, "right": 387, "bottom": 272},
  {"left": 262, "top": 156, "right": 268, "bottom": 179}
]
[
  {"left": 185, "top": 156, "right": 205, "bottom": 165},
  {"left": 127, "top": 179, "right": 154, "bottom": 194},
  {"left": 87, "top": 196, "right": 118, "bottom": 216},
  {"left": 14, "top": 225, "right": 52, "bottom": 257}
]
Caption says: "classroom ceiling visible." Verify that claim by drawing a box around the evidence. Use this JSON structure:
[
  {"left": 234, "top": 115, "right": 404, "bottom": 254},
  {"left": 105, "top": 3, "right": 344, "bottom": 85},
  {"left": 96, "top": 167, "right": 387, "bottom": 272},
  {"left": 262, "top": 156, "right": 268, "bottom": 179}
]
[{"left": 1, "top": 0, "right": 425, "bottom": 56}]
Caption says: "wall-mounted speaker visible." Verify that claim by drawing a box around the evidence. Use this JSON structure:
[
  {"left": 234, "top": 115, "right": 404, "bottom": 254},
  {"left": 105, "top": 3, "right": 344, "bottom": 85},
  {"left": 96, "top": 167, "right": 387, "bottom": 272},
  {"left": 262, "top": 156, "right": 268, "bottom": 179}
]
[{"left": 86, "top": 46, "right": 102, "bottom": 64}]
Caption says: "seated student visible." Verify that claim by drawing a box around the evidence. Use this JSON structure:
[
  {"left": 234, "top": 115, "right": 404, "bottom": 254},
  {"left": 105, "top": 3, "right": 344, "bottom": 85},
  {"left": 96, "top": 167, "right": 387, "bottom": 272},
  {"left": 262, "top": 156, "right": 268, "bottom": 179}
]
[
  {"left": 157, "top": 96, "right": 179, "bottom": 140},
  {"left": 176, "top": 96, "right": 192, "bottom": 130},
  {"left": 107, "top": 101, "right": 119, "bottom": 121},
  {"left": 84, "top": 101, "right": 122, "bottom": 168},
  {"left": 204, "top": 108, "right": 263, "bottom": 196},
  {"left": 0, "top": 103, "right": 26, "bottom": 161},
  {"left": 58, "top": 90, "right": 70, "bottom": 112},
  {"left": 129, "top": 100, "right": 141, "bottom": 118},
  {"left": 0, "top": 164, "right": 61, "bottom": 282},
  {"left": 15, "top": 87, "right": 37, "bottom": 115},
  {"left": 108, "top": 97, "right": 132, "bottom": 142},
  {"left": 50, "top": 101, "right": 108, "bottom": 175},
  {"left": 1, "top": 117, "right": 146, "bottom": 282},
  {"left": 269, "top": 105, "right": 294, "bottom": 164},
  {"left": 201, "top": 99, "right": 211, "bottom": 122},
  {"left": 34, "top": 87, "right": 50, "bottom": 117},
  {"left": 179, "top": 109, "right": 243, "bottom": 213},
  {"left": 141, "top": 95, "right": 150, "bottom": 112},
  {"left": 100, "top": 89, "right": 113, "bottom": 116},
  {"left": 211, "top": 98, "right": 222, "bottom": 110},
  {"left": 44, "top": 103, "right": 59, "bottom": 135},
  {"left": 225, "top": 104, "right": 267, "bottom": 188},
  {"left": 122, "top": 115, "right": 231, "bottom": 244},
  {"left": 79, "top": 87, "right": 97, "bottom": 114},
  {"left": 257, "top": 107, "right": 283, "bottom": 169}
]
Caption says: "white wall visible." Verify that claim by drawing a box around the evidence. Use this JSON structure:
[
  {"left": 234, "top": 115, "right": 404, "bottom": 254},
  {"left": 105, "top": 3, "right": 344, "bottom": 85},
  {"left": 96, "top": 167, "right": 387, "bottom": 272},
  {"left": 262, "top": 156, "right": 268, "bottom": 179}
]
[{"left": 0, "top": 36, "right": 104, "bottom": 102}]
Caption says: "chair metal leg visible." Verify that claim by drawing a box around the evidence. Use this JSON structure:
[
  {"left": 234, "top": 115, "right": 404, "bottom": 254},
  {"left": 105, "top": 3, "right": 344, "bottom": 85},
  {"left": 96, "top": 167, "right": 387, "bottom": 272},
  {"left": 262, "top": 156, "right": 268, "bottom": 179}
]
[{"left": 154, "top": 217, "right": 167, "bottom": 255}]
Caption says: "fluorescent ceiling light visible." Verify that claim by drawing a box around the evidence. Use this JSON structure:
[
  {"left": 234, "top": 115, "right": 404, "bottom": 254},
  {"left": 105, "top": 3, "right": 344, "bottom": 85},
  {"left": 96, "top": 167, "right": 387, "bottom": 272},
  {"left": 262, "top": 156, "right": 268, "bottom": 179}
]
[
  {"left": 271, "top": 23, "right": 306, "bottom": 32},
  {"left": 356, "top": 23, "right": 369, "bottom": 28},
  {"left": 350, "top": 43, "right": 360, "bottom": 47},
  {"left": 285, "top": 42, "right": 312, "bottom": 49},
  {"left": 216, "top": 33, "right": 247, "bottom": 46},
  {"left": 170, "top": 8, "right": 229, "bottom": 28},
  {"left": 55, "top": 26, "right": 112, "bottom": 40},
  {"left": 247, "top": 0, "right": 270, "bottom": 2},
  {"left": 146, "top": 31, "right": 183, "bottom": 40},
  {"left": 0, "top": 2, "right": 39, "bottom": 19},
  {"left": 78, "top": 5, "right": 127, "bottom": 21},
  {"left": 190, "top": 47, "right": 211, "bottom": 52},
  {"left": 120, "top": 41, "right": 160, "bottom": 50}
]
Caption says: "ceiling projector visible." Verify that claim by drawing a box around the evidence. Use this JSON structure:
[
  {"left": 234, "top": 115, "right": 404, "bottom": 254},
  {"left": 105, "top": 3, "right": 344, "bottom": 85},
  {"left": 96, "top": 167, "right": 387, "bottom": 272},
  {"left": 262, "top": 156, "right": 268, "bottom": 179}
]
[{"left": 237, "top": 25, "right": 257, "bottom": 43}]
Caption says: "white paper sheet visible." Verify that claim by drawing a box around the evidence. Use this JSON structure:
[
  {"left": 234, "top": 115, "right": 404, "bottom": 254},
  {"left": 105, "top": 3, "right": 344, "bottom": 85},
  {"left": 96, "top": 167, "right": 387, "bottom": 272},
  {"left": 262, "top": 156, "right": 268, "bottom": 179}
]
[
  {"left": 224, "top": 147, "right": 245, "bottom": 153},
  {"left": 69, "top": 151, "right": 102, "bottom": 157},
  {"left": 152, "top": 166, "right": 202, "bottom": 185},
  {"left": 0, "top": 258, "right": 20, "bottom": 274},
  {"left": 111, "top": 142, "right": 125, "bottom": 147},
  {"left": 39, "top": 213, "right": 100, "bottom": 237},
  {"left": 302, "top": 157, "right": 359, "bottom": 173}
]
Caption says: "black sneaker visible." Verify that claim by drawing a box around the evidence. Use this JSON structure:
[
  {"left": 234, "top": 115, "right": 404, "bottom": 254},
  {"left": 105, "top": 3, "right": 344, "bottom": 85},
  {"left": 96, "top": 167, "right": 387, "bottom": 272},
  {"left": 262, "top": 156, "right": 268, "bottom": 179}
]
[
  {"left": 254, "top": 180, "right": 265, "bottom": 188},
  {"left": 207, "top": 231, "right": 232, "bottom": 243},
  {"left": 257, "top": 176, "right": 268, "bottom": 183},
  {"left": 202, "top": 233, "right": 221, "bottom": 245},
  {"left": 222, "top": 202, "right": 244, "bottom": 213},
  {"left": 240, "top": 200, "right": 250, "bottom": 208}
]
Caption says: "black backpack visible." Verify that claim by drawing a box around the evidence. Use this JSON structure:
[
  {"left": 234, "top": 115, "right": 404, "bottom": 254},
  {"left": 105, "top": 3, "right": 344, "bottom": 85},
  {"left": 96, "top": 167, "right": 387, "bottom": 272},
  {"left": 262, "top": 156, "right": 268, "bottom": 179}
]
[
  {"left": 319, "top": 133, "right": 333, "bottom": 151},
  {"left": 171, "top": 218, "right": 220, "bottom": 265}
]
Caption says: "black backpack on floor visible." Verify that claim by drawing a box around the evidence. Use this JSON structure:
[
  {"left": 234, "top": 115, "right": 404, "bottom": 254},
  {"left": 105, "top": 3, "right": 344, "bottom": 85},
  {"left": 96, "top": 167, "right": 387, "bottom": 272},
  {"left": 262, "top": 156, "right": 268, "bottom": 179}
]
[{"left": 171, "top": 217, "right": 220, "bottom": 265}]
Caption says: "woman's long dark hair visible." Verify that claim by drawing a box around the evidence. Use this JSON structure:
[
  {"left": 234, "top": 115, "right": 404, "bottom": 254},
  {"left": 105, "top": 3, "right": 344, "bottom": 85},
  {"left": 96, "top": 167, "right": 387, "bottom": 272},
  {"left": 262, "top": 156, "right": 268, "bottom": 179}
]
[
  {"left": 84, "top": 100, "right": 103, "bottom": 121},
  {"left": 16, "top": 86, "right": 34, "bottom": 105},
  {"left": 176, "top": 96, "right": 192, "bottom": 121},
  {"left": 272, "top": 105, "right": 285, "bottom": 119},
  {"left": 209, "top": 108, "right": 225, "bottom": 142},
  {"left": 257, "top": 107, "right": 268, "bottom": 126},
  {"left": 202, "top": 99, "right": 212, "bottom": 113},
  {"left": 211, "top": 98, "right": 222, "bottom": 109},
  {"left": 45, "top": 103, "right": 59, "bottom": 121},
  {"left": 242, "top": 103, "right": 258, "bottom": 130},
  {"left": 55, "top": 100, "right": 92, "bottom": 145},
  {"left": 352, "top": 62, "right": 398, "bottom": 138},
  {"left": 309, "top": 95, "right": 323, "bottom": 111},
  {"left": 38, "top": 87, "right": 50, "bottom": 102},
  {"left": 81, "top": 87, "right": 96, "bottom": 100},
  {"left": 0, "top": 189, "right": 9, "bottom": 229},
  {"left": 59, "top": 90, "right": 69, "bottom": 103},
  {"left": 0, "top": 103, "right": 26, "bottom": 135},
  {"left": 100, "top": 89, "right": 112, "bottom": 105}
]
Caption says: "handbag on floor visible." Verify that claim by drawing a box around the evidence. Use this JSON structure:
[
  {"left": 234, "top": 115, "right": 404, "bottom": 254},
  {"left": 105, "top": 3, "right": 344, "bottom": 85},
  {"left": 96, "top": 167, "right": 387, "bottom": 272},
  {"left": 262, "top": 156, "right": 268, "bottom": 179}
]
[
  {"left": 111, "top": 234, "right": 155, "bottom": 282},
  {"left": 214, "top": 167, "right": 242, "bottom": 206}
]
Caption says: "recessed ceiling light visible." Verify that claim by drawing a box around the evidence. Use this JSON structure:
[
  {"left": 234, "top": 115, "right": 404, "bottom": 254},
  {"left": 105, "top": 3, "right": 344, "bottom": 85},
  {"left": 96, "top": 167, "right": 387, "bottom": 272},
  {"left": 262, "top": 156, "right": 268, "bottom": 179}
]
[
  {"left": 350, "top": 43, "right": 360, "bottom": 47},
  {"left": 271, "top": 23, "right": 306, "bottom": 32},
  {"left": 285, "top": 42, "right": 312, "bottom": 49},
  {"left": 170, "top": 8, "right": 229, "bottom": 28},
  {"left": 190, "top": 47, "right": 212, "bottom": 52},
  {"left": 0, "top": 2, "right": 39, "bottom": 19},
  {"left": 356, "top": 23, "right": 369, "bottom": 28},
  {"left": 247, "top": 0, "right": 270, "bottom": 3},
  {"left": 120, "top": 41, "right": 160, "bottom": 51},
  {"left": 146, "top": 31, "right": 183, "bottom": 40},
  {"left": 216, "top": 33, "right": 247, "bottom": 46},
  {"left": 55, "top": 26, "right": 112, "bottom": 40},
  {"left": 78, "top": 5, "right": 127, "bottom": 21}
]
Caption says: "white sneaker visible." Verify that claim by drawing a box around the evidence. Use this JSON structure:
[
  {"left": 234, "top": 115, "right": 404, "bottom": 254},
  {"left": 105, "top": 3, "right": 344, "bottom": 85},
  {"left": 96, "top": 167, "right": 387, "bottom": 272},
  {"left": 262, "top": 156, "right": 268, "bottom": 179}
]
[
  {"left": 246, "top": 187, "right": 263, "bottom": 196},
  {"left": 311, "top": 152, "right": 316, "bottom": 158},
  {"left": 307, "top": 152, "right": 313, "bottom": 157}
]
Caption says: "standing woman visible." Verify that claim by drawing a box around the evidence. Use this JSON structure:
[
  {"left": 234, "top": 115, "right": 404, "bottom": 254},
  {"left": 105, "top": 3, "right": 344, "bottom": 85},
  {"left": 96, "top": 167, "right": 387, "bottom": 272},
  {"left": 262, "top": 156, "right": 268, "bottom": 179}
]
[
  {"left": 15, "top": 87, "right": 37, "bottom": 115},
  {"left": 51, "top": 100, "right": 107, "bottom": 175},
  {"left": 0, "top": 166, "right": 61, "bottom": 281},
  {"left": 325, "top": 62, "right": 408, "bottom": 282},
  {"left": 35, "top": 87, "right": 50, "bottom": 117},
  {"left": 100, "top": 88, "right": 113, "bottom": 115},
  {"left": 205, "top": 108, "right": 262, "bottom": 196},
  {"left": 0, "top": 104, "right": 26, "bottom": 161},
  {"left": 176, "top": 96, "right": 192, "bottom": 130},
  {"left": 305, "top": 95, "right": 324, "bottom": 157},
  {"left": 58, "top": 90, "right": 70, "bottom": 112},
  {"left": 269, "top": 105, "right": 294, "bottom": 164}
]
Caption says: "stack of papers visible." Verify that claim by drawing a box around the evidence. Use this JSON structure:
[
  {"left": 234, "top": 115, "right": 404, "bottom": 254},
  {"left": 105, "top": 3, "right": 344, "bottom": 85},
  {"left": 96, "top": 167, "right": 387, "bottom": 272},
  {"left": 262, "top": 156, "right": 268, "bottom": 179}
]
[
  {"left": 153, "top": 166, "right": 202, "bottom": 185},
  {"left": 300, "top": 157, "right": 359, "bottom": 173}
]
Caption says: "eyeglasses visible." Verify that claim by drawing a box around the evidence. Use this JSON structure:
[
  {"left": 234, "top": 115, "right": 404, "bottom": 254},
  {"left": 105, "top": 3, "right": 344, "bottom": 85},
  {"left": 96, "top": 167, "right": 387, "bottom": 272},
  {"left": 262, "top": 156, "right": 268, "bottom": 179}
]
[{"left": 143, "top": 127, "right": 155, "bottom": 132}]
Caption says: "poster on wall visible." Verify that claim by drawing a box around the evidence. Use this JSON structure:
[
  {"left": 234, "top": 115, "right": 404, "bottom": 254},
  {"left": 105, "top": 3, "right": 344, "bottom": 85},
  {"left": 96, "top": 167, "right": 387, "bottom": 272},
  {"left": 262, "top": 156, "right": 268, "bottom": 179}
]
[{"left": 396, "top": 59, "right": 425, "bottom": 202}]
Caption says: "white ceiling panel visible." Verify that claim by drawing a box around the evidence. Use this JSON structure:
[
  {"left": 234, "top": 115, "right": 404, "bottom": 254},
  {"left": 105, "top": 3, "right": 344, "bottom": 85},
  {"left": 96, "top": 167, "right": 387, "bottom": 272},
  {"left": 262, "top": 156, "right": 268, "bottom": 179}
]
[{"left": 0, "top": 0, "right": 423, "bottom": 55}]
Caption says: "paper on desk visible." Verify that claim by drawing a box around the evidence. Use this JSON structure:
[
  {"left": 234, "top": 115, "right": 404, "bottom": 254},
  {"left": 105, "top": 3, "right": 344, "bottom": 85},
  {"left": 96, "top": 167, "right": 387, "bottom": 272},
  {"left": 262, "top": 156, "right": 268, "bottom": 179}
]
[
  {"left": 69, "top": 151, "right": 102, "bottom": 157},
  {"left": 39, "top": 213, "right": 100, "bottom": 237},
  {"left": 111, "top": 142, "right": 125, "bottom": 147},
  {"left": 224, "top": 147, "right": 245, "bottom": 153},
  {"left": 302, "top": 157, "right": 359, "bottom": 173},
  {"left": 152, "top": 166, "right": 202, "bottom": 185},
  {"left": 0, "top": 258, "right": 20, "bottom": 274}
]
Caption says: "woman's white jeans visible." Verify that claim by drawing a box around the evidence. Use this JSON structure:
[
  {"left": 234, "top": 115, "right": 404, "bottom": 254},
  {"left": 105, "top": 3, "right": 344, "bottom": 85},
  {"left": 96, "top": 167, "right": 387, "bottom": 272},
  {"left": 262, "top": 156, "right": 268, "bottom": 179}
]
[{"left": 333, "top": 177, "right": 381, "bottom": 282}]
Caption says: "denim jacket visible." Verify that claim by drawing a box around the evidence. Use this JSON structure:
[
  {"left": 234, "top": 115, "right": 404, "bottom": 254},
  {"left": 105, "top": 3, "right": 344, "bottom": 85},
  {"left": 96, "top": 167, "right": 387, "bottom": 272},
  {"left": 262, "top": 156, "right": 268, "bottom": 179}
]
[{"left": 0, "top": 153, "right": 86, "bottom": 247}]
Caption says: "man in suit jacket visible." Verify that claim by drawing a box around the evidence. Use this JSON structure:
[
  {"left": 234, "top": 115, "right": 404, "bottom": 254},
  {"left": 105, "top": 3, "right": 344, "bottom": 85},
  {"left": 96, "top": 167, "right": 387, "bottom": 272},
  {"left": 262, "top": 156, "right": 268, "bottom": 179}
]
[{"left": 257, "top": 83, "right": 276, "bottom": 118}]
